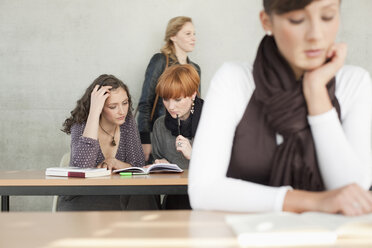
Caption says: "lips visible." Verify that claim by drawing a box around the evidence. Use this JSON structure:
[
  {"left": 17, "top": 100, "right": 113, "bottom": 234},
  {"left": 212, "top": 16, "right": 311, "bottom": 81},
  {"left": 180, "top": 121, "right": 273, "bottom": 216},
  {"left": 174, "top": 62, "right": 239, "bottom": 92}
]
[
  {"left": 117, "top": 116, "right": 125, "bottom": 120},
  {"left": 305, "top": 49, "right": 323, "bottom": 58}
]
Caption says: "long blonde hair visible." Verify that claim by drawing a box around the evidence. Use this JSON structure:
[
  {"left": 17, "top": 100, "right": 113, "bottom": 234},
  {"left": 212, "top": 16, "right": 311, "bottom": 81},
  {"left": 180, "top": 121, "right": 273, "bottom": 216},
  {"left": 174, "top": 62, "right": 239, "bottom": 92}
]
[{"left": 161, "top": 16, "right": 193, "bottom": 61}]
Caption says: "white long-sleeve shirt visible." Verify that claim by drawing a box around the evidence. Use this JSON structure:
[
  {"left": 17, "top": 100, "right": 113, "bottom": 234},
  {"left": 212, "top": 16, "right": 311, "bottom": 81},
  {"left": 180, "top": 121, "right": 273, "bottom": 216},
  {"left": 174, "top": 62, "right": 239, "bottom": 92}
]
[{"left": 189, "top": 62, "right": 372, "bottom": 212}]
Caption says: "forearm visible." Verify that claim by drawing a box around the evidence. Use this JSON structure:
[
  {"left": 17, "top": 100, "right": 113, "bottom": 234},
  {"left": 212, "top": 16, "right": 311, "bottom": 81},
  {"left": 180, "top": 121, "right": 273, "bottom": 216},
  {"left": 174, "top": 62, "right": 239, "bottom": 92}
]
[
  {"left": 82, "top": 111, "right": 100, "bottom": 140},
  {"left": 70, "top": 136, "right": 100, "bottom": 168},
  {"left": 309, "top": 108, "right": 372, "bottom": 189}
]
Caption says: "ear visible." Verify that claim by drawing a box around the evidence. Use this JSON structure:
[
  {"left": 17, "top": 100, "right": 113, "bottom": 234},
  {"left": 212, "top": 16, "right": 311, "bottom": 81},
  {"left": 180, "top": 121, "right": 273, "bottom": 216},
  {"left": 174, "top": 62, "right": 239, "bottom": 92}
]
[
  {"left": 260, "top": 10, "right": 273, "bottom": 34},
  {"left": 191, "top": 91, "right": 197, "bottom": 100},
  {"left": 170, "top": 35, "right": 177, "bottom": 42}
]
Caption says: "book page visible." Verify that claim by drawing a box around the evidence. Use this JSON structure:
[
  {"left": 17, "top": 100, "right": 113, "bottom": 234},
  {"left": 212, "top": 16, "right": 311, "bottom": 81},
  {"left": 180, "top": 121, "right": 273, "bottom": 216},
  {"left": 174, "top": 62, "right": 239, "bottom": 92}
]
[{"left": 147, "top": 163, "right": 183, "bottom": 173}]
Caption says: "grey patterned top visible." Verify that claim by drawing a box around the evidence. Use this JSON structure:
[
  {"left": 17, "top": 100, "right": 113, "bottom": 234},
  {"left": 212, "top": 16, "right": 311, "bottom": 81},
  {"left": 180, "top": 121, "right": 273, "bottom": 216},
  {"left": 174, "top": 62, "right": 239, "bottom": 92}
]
[
  {"left": 69, "top": 114, "right": 145, "bottom": 168},
  {"left": 151, "top": 115, "right": 192, "bottom": 169}
]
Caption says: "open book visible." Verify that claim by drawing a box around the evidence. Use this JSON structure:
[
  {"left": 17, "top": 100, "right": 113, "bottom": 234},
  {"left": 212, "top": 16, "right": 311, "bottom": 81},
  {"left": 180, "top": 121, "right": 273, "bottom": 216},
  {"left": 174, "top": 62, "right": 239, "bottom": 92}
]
[
  {"left": 225, "top": 212, "right": 372, "bottom": 247},
  {"left": 113, "top": 163, "right": 183, "bottom": 174},
  {"left": 45, "top": 167, "right": 111, "bottom": 178}
]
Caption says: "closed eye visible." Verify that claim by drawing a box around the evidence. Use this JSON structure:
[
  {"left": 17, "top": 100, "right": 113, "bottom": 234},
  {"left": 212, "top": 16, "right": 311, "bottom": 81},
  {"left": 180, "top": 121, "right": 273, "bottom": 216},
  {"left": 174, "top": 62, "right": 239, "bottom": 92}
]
[
  {"left": 322, "top": 16, "right": 334, "bottom": 21},
  {"left": 289, "top": 18, "right": 304, "bottom": 24}
]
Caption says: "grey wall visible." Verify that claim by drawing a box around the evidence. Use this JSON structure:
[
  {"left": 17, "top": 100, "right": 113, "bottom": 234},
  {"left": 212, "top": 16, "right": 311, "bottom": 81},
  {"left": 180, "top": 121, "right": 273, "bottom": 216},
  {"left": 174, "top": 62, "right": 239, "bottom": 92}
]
[{"left": 0, "top": 0, "right": 371, "bottom": 211}]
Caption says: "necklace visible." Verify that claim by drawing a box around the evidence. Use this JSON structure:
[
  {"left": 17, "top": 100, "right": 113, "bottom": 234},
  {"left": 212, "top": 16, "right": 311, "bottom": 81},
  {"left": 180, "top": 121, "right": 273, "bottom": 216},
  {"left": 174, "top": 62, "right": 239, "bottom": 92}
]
[{"left": 99, "top": 123, "right": 117, "bottom": 146}]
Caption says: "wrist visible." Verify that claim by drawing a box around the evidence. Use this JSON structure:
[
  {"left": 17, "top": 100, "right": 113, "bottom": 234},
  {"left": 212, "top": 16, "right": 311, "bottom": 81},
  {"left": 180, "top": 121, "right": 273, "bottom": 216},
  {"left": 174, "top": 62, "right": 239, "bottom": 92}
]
[
  {"left": 283, "top": 189, "right": 319, "bottom": 213},
  {"left": 303, "top": 87, "right": 333, "bottom": 116}
]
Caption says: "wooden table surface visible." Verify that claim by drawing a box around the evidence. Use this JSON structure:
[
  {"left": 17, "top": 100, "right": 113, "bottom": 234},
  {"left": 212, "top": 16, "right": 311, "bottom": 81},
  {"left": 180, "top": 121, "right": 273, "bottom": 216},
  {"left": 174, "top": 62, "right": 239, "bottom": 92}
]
[
  {"left": 0, "top": 210, "right": 371, "bottom": 248},
  {"left": 0, "top": 170, "right": 188, "bottom": 211},
  {"left": 0, "top": 169, "right": 188, "bottom": 186}
]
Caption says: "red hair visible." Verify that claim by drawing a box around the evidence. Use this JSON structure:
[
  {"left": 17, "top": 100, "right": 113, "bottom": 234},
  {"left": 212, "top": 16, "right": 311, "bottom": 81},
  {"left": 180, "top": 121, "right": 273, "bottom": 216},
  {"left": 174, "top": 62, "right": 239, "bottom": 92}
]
[{"left": 156, "top": 64, "right": 200, "bottom": 99}]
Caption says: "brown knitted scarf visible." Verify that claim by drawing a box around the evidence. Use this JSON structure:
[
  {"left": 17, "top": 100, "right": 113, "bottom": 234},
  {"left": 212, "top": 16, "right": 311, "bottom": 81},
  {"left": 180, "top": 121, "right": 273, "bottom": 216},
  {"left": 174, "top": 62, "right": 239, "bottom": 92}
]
[{"left": 226, "top": 36, "right": 341, "bottom": 191}]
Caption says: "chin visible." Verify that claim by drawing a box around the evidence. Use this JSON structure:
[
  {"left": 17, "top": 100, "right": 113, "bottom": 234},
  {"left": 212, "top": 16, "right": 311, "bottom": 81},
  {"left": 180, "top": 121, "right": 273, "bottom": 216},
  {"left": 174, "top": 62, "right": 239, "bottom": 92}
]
[{"left": 301, "top": 58, "right": 328, "bottom": 72}]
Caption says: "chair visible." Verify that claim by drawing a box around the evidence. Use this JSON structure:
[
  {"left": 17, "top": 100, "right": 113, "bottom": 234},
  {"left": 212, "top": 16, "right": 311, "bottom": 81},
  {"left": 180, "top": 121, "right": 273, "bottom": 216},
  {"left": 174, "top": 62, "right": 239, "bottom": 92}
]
[{"left": 51, "top": 152, "right": 70, "bottom": 212}]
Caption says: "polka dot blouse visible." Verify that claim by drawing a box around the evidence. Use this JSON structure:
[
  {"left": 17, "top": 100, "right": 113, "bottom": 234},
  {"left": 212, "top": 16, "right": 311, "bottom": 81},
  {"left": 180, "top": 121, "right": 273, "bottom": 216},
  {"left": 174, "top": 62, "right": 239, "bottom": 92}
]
[{"left": 69, "top": 114, "right": 145, "bottom": 168}]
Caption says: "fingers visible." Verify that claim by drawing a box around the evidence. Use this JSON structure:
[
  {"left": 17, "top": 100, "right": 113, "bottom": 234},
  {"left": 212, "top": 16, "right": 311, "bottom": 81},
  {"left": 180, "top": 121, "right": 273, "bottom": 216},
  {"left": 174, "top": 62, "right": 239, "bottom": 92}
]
[
  {"left": 347, "top": 185, "right": 372, "bottom": 215},
  {"left": 154, "top": 159, "right": 169, "bottom": 164},
  {"left": 93, "top": 85, "right": 112, "bottom": 94},
  {"left": 175, "top": 135, "right": 191, "bottom": 148},
  {"left": 325, "top": 43, "right": 347, "bottom": 71},
  {"left": 333, "top": 184, "right": 372, "bottom": 216}
]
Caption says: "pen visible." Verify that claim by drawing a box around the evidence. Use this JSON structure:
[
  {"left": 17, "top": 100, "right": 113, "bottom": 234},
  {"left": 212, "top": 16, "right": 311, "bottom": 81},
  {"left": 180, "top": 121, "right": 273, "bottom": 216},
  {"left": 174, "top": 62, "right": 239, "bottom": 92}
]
[{"left": 177, "top": 114, "right": 181, "bottom": 135}]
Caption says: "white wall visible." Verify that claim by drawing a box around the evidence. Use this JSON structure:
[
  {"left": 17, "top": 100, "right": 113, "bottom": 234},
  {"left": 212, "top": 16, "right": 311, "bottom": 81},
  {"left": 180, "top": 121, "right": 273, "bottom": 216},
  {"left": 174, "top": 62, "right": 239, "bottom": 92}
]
[{"left": 0, "top": 0, "right": 371, "bottom": 211}]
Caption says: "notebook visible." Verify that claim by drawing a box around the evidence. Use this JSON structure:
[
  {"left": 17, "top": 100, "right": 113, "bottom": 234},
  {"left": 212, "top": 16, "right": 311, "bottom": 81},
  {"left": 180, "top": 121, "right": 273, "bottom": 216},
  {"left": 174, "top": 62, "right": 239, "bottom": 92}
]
[
  {"left": 45, "top": 167, "right": 111, "bottom": 178},
  {"left": 113, "top": 163, "right": 183, "bottom": 174}
]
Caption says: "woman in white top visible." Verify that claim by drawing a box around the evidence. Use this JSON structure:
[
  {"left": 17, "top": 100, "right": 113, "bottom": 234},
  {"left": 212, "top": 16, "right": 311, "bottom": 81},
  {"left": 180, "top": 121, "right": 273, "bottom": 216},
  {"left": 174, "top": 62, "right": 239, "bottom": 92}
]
[{"left": 189, "top": 0, "right": 372, "bottom": 216}]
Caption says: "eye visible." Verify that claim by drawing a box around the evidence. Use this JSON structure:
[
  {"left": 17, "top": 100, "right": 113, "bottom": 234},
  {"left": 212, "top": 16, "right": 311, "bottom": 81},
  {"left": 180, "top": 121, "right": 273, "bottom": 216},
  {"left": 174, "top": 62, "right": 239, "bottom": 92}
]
[
  {"left": 322, "top": 16, "right": 334, "bottom": 21},
  {"left": 289, "top": 18, "right": 304, "bottom": 24},
  {"left": 122, "top": 101, "right": 128, "bottom": 105},
  {"left": 108, "top": 106, "right": 116, "bottom": 110},
  {"left": 175, "top": 98, "right": 182, "bottom": 102}
]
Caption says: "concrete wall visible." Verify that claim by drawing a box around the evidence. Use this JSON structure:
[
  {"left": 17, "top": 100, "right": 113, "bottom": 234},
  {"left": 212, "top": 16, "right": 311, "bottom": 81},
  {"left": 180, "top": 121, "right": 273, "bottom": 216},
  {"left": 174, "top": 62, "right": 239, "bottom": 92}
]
[{"left": 0, "top": 0, "right": 371, "bottom": 211}]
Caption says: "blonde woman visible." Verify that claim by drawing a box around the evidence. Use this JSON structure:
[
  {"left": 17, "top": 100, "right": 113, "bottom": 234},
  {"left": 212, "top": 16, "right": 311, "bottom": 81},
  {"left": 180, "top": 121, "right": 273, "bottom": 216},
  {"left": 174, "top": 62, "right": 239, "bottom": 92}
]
[{"left": 137, "top": 16, "right": 201, "bottom": 162}]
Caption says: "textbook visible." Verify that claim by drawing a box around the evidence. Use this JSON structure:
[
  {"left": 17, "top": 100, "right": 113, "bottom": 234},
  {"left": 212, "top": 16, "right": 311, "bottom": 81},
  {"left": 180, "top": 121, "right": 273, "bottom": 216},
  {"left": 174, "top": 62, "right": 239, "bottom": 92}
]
[
  {"left": 113, "top": 163, "right": 183, "bottom": 174},
  {"left": 45, "top": 167, "right": 111, "bottom": 178},
  {"left": 225, "top": 212, "right": 372, "bottom": 247}
]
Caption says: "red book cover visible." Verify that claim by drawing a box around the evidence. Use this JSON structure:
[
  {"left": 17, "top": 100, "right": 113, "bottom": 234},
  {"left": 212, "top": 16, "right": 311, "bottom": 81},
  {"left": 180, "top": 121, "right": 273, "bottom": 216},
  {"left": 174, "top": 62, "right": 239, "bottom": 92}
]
[{"left": 67, "top": 172, "right": 85, "bottom": 178}]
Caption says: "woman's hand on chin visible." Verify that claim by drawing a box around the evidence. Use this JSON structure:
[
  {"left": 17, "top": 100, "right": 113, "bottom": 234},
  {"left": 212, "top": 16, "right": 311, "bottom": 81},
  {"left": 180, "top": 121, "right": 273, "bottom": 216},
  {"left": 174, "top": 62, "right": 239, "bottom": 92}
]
[
  {"left": 302, "top": 43, "right": 347, "bottom": 116},
  {"left": 97, "top": 158, "right": 132, "bottom": 170}
]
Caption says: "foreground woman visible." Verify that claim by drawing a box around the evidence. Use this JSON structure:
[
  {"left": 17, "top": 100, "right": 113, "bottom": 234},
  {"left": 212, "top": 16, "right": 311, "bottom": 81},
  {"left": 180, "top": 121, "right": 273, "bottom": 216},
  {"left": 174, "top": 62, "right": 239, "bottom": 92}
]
[{"left": 189, "top": 0, "right": 372, "bottom": 216}]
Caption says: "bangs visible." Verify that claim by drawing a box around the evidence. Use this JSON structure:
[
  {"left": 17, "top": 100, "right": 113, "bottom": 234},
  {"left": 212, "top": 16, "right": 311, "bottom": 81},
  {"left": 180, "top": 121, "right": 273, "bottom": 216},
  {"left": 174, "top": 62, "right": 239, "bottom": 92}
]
[
  {"left": 156, "top": 64, "right": 200, "bottom": 100},
  {"left": 157, "top": 78, "right": 194, "bottom": 99}
]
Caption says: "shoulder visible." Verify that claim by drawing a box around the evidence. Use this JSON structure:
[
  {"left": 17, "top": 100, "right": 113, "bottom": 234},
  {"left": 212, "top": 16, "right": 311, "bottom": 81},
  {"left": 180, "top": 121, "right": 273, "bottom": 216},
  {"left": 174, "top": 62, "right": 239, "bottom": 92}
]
[
  {"left": 146, "top": 53, "right": 167, "bottom": 72},
  {"left": 203, "top": 62, "right": 255, "bottom": 123},
  {"left": 336, "top": 65, "right": 371, "bottom": 101},
  {"left": 70, "top": 122, "right": 86, "bottom": 134},
  {"left": 188, "top": 58, "right": 201, "bottom": 71},
  {"left": 210, "top": 61, "right": 255, "bottom": 96},
  {"left": 149, "top": 53, "right": 166, "bottom": 64},
  {"left": 335, "top": 65, "right": 372, "bottom": 117},
  {"left": 336, "top": 65, "right": 371, "bottom": 88},
  {"left": 153, "top": 115, "right": 166, "bottom": 132},
  {"left": 121, "top": 114, "right": 138, "bottom": 133}
]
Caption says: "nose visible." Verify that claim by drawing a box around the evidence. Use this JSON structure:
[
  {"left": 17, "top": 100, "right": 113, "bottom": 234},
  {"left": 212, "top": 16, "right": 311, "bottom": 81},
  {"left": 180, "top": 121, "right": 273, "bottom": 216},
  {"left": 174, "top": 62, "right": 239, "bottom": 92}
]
[
  {"left": 305, "top": 18, "right": 323, "bottom": 41},
  {"left": 192, "top": 33, "right": 196, "bottom": 42},
  {"left": 118, "top": 105, "right": 125, "bottom": 115},
  {"left": 168, "top": 100, "right": 176, "bottom": 110}
]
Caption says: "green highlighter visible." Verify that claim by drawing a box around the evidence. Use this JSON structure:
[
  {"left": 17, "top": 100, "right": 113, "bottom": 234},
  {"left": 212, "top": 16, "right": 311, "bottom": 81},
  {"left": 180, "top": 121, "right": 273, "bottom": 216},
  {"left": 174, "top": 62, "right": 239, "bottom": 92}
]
[
  {"left": 120, "top": 172, "right": 147, "bottom": 176},
  {"left": 119, "top": 172, "right": 133, "bottom": 176}
]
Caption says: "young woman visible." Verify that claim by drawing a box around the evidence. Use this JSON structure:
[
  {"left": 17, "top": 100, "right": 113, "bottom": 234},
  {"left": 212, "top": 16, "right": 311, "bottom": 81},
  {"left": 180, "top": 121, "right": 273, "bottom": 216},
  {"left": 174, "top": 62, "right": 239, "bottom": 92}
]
[
  {"left": 189, "top": 0, "right": 372, "bottom": 216},
  {"left": 59, "top": 75, "right": 158, "bottom": 211},
  {"left": 137, "top": 16, "right": 201, "bottom": 162},
  {"left": 151, "top": 64, "right": 203, "bottom": 209}
]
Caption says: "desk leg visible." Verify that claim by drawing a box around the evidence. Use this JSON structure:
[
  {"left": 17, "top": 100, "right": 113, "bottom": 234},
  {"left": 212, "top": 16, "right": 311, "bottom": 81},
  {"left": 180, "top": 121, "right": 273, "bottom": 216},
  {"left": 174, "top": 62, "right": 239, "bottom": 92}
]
[{"left": 1, "top": 196, "right": 9, "bottom": 212}]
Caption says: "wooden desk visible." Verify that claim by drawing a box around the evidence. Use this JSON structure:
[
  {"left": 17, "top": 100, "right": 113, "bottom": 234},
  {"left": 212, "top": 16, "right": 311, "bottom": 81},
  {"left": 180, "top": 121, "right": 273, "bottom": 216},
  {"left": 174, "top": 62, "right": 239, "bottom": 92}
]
[
  {"left": 0, "top": 170, "right": 188, "bottom": 211},
  {"left": 0, "top": 210, "right": 371, "bottom": 248}
]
